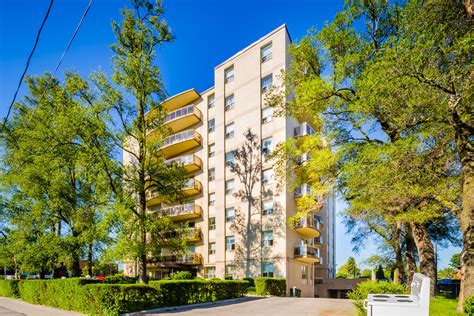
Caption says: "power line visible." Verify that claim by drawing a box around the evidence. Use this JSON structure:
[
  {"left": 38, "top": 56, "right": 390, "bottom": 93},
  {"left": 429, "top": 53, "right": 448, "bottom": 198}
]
[
  {"left": 1, "top": 0, "right": 55, "bottom": 133},
  {"left": 53, "top": 0, "right": 93, "bottom": 75}
]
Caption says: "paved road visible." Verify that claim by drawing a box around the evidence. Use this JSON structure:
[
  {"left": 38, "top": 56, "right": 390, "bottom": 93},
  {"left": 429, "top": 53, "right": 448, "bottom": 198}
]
[
  {"left": 131, "top": 296, "right": 356, "bottom": 316},
  {"left": 0, "top": 298, "right": 82, "bottom": 316}
]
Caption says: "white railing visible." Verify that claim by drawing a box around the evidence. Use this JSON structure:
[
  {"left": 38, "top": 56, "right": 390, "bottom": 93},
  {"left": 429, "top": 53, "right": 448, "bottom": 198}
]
[
  {"left": 164, "top": 105, "right": 196, "bottom": 123},
  {"left": 162, "top": 130, "right": 196, "bottom": 147},
  {"left": 166, "top": 154, "right": 195, "bottom": 166},
  {"left": 161, "top": 203, "right": 197, "bottom": 217}
]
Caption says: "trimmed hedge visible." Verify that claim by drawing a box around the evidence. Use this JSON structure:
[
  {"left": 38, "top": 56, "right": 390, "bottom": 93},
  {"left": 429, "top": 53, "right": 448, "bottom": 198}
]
[
  {"left": 104, "top": 274, "right": 138, "bottom": 284},
  {"left": 347, "top": 280, "right": 408, "bottom": 316},
  {"left": 1, "top": 278, "right": 248, "bottom": 315},
  {"left": 18, "top": 278, "right": 102, "bottom": 312},
  {"left": 464, "top": 295, "right": 474, "bottom": 315},
  {"left": 255, "top": 277, "right": 286, "bottom": 296},
  {"left": 150, "top": 279, "right": 249, "bottom": 306},
  {"left": 0, "top": 280, "right": 20, "bottom": 298}
]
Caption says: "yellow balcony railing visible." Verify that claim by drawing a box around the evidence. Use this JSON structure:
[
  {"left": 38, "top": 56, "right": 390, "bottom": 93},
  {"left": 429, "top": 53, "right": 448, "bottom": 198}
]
[
  {"left": 160, "top": 130, "right": 202, "bottom": 158},
  {"left": 161, "top": 203, "right": 202, "bottom": 221},
  {"left": 164, "top": 105, "right": 202, "bottom": 133},
  {"left": 149, "top": 252, "right": 203, "bottom": 266},
  {"left": 291, "top": 215, "right": 321, "bottom": 238},
  {"left": 294, "top": 244, "right": 320, "bottom": 263},
  {"left": 165, "top": 154, "right": 202, "bottom": 173}
]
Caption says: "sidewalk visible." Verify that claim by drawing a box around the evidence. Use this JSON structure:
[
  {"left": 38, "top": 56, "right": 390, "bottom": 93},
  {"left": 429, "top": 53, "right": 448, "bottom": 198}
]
[{"left": 0, "top": 297, "right": 83, "bottom": 316}]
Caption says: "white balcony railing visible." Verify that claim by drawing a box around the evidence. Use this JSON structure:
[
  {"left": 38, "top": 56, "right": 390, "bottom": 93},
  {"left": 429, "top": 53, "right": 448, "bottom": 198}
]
[{"left": 162, "top": 130, "right": 196, "bottom": 148}]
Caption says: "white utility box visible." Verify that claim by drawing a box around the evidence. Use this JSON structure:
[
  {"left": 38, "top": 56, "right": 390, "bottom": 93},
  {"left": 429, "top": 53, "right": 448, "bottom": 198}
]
[{"left": 365, "top": 273, "right": 430, "bottom": 316}]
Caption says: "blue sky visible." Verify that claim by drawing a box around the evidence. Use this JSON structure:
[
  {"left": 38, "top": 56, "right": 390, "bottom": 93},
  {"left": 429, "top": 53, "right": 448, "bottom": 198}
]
[{"left": 0, "top": 0, "right": 460, "bottom": 270}]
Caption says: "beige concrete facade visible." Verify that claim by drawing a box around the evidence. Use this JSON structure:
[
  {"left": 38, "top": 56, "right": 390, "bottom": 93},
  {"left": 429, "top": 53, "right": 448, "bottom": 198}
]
[{"left": 124, "top": 25, "right": 336, "bottom": 297}]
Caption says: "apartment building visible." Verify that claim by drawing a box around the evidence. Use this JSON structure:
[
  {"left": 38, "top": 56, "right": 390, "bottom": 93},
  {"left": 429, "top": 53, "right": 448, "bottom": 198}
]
[{"left": 124, "top": 24, "right": 336, "bottom": 297}]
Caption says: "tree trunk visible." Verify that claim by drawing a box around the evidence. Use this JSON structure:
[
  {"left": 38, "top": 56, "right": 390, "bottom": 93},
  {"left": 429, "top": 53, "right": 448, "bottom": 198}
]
[
  {"left": 393, "top": 221, "right": 405, "bottom": 285},
  {"left": 137, "top": 217, "right": 148, "bottom": 284},
  {"left": 246, "top": 199, "right": 252, "bottom": 278},
  {"left": 458, "top": 169, "right": 473, "bottom": 311},
  {"left": 87, "top": 243, "right": 93, "bottom": 276},
  {"left": 412, "top": 223, "right": 436, "bottom": 296},
  {"left": 450, "top": 95, "right": 474, "bottom": 311},
  {"left": 405, "top": 226, "right": 417, "bottom": 286}
]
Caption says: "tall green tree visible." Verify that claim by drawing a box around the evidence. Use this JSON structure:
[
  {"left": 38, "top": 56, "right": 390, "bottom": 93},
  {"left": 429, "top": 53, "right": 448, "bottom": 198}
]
[
  {"left": 337, "top": 256, "right": 361, "bottom": 279},
  {"left": 0, "top": 73, "right": 117, "bottom": 277},
  {"left": 94, "top": 0, "right": 188, "bottom": 283}
]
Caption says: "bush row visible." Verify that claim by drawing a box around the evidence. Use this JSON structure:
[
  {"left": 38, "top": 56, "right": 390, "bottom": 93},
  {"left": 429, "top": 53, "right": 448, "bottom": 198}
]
[
  {"left": 0, "top": 280, "right": 20, "bottom": 298},
  {"left": 0, "top": 278, "right": 248, "bottom": 315},
  {"left": 347, "top": 280, "right": 409, "bottom": 316},
  {"left": 255, "top": 277, "right": 286, "bottom": 296}
]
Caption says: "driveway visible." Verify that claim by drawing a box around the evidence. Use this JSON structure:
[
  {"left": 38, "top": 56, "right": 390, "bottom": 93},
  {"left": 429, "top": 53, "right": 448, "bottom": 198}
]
[
  {"left": 130, "top": 296, "right": 356, "bottom": 316},
  {"left": 0, "top": 297, "right": 82, "bottom": 316}
]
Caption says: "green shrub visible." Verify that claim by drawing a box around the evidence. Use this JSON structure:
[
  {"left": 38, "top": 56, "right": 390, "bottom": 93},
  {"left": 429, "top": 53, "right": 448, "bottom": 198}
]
[
  {"left": 464, "top": 295, "right": 474, "bottom": 315},
  {"left": 347, "top": 280, "right": 408, "bottom": 316},
  {"left": 18, "top": 278, "right": 102, "bottom": 312},
  {"left": 0, "top": 280, "right": 20, "bottom": 298},
  {"left": 243, "top": 277, "right": 255, "bottom": 287},
  {"left": 170, "top": 271, "right": 193, "bottom": 280},
  {"left": 104, "top": 273, "right": 138, "bottom": 284},
  {"left": 81, "top": 284, "right": 162, "bottom": 315},
  {"left": 255, "top": 278, "right": 286, "bottom": 296},
  {"left": 151, "top": 279, "right": 248, "bottom": 306},
  {"left": 12, "top": 278, "right": 247, "bottom": 315}
]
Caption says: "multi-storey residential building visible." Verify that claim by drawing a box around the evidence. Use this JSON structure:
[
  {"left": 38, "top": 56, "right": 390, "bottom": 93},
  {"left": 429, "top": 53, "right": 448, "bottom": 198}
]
[{"left": 124, "top": 24, "right": 336, "bottom": 298}]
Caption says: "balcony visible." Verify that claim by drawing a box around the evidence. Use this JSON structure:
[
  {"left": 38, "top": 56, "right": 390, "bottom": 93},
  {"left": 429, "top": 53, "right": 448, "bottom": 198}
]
[
  {"left": 160, "top": 130, "right": 202, "bottom": 158},
  {"left": 165, "top": 154, "right": 202, "bottom": 173},
  {"left": 294, "top": 244, "right": 320, "bottom": 263},
  {"left": 151, "top": 252, "right": 202, "bottom": 265},
  {"left": 312, "top": 236, "right": 323, "bottom": 248},
  {"left": 294, "top": 184, "right": 312, "bottom": 199},
  {"left": 161, "top": 203, "right": 202, "bottom": 221},
  {"left": 147, "top": 179, "right": 202, "bottom": 207},
  {"left": 164, "top": 105, "right": 202, "bottom": 133},
  {"left": 184, "top": 227, "right": 202, "bottom": 242},
  {"left": 163, "top": 227, "right": 202, "bottom": 242},
  {"left": 292, "top": 215, "right": 321, "bottom": 238},
  {"left": 294, "top": 122, "right": 315, "bottom": 138}
]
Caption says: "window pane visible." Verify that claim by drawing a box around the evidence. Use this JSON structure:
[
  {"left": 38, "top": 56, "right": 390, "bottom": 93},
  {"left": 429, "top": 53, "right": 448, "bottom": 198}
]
[
  {"left": 225, "top": 66, "right": 234, "bottom": 83},
  {"left": 261, "top": 75, "right": 273, "bottom": 93},
  {"left": 261, "top": 44, "right": 272, "bottom": 62},
  {"left": 208, "top": 94, "right": 215, "bottom": 108},
  {"left": 262, "top": 107, "right": 273, "bottom": 123},
  {"left": 225, "top": 94, "right": 234, "bottom": 110},
  {"left": 208, "top": 119, "right": 215, "bottom": 132}
]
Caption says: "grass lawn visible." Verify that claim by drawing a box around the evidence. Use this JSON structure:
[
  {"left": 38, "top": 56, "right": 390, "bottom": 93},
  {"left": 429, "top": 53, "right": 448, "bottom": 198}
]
[{"left": 430, "top": 296, "right": 465, "bottom": 316}]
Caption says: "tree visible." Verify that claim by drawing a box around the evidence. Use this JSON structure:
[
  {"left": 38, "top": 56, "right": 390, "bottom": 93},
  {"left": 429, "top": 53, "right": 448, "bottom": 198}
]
[
  {"left": 337, "top": 257, "right": 361, "bottom": 279},
  {"left": 94, "top": 0, "right": 188, "bottom": 283},
  {"left": 268, "top": 0, "right": 466, "bottom": 297},
  {"left": 228, "top": 129, "right": 263, "bottom": 277},
  {"left": 450, "top": 253, "right": 462, "bottom": 269},
  {"left": 438, "top": 268, "right": 456, "bottom": 279},
  {"left": 0, "top": 73, "right": 117, "bottom": 277}
]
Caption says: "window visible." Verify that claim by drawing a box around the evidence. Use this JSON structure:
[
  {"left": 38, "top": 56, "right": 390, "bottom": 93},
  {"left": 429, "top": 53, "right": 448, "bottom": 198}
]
[
  {"left": 204, "top": 266, "right": 216, "bottom": 279},
  {"left": 263, "top": 230, "right": 273, "bottom": 247},
  {"left": 261, "top": 43, "right": 272, "bottom": 62},
  {"left": 208, "top": 94, "right": 215, "bottom": 108},
  {"left": 261, "top": 74, "right": 273, "bottom": 93},
  {"left": 209, "top": 192, "right": 216, "bottom": 206},
  {"left": 262, "top": 107, "right": 273, "bottom": 124},
  {"left": 226, "top": 235, "right": 235, "bottom": 251},
  {"left": 225, "top": 179, "right": 235, "bottom": 195},
  {"left": 262, "top": 169, "right": 274, "bottom": 186},
  {"left": 262, "top": 200, "right": 274, "bottom": 216},
  {"left": 209, "top": 217, "right": 216, "bottom": 230},
  {"left": 301, "top": 265, "right": 308, "bottom": 279},
  {"left": 209, "top": 242, "right": 216, "bottom": 255},
  {"left": 208, "top": 119, "right": 215, "bottom": 133},
  {"left": 262, "top": 263, "right": 274, "bottom": 277},
  {"left": 225, "top": 150, "right": 235, "bottom": 166},
  {"left": 225, "top": 123, "right": 235, "bottom": 139},
  {"left": 225, "top": 265, "right": 236, "bottom": 279},
  {"left": 225, "top": 94, "right": 234, "bottom": 111},
  {"left": 262, "top": 137, "right": 273, "bottom": 157},
  {"left": 294, "top": 122, "right": 315, "bottom": 137},
  {"left": 225, "top": 66, "right": 234, "bottom": 83},
  {"left": 209, "top": 144, "right": 215, "bottom": 157},
  {"left": 226, "top": 207, "right": 235, "bottom": 222},
  {"left": 208, "top": 168, "right": 215, "bottom": 181}
]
